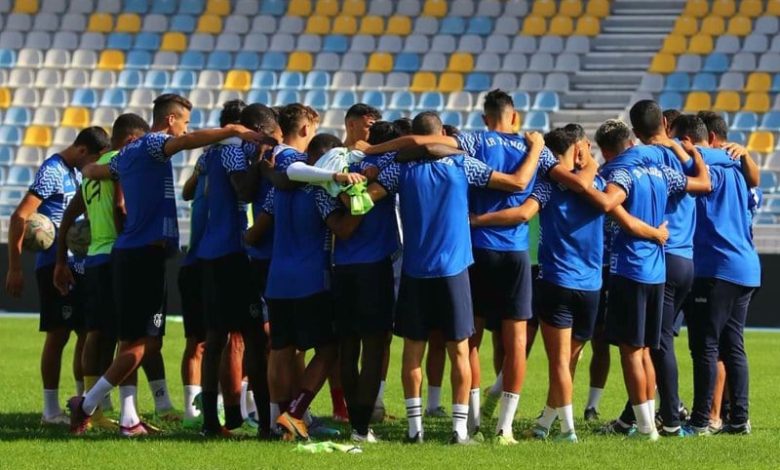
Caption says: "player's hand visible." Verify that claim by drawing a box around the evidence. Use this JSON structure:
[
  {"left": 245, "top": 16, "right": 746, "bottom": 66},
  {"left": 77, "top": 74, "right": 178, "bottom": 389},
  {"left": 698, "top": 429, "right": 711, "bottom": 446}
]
[
  {"left": 524, "top": 131, "right": 544, "bottom": 148},
  {"left": 680, "top": 139, "right": 697, "bottom": 156},
  {"left": 468, "top": 213, "right": 481, "bottom": 226},
  {"left": 361, "top": 166, "right": 379, "bottom": 181},
  {"left": 722, "top": 142, "right": 748, "bottom": 160},
  {"left": 655, "top": 221, "right": 670, "bottom": 245},
  {"left": 334, "top": 172, "right": 366, "bottom": 185},
  {"left": 5, "top": 268, "right": 23, "bottom": 298},
  {"left": 227, "top": 124, "right": 264, "bottom": 143},
  {"left": 352, "top": 140, "right": 370, "bottom": 152},
  {"left": 575, "top": 141, "right": 594, "bottom": 169},
  {"left": 650, "top": 136, "right": 677, "bottom": 149},
  {"left": 53, "top": 262, "right": 75, "bottom": 297}
]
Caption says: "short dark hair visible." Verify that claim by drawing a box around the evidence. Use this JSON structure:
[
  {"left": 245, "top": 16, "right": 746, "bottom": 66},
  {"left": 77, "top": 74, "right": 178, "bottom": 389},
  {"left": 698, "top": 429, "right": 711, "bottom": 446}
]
[
  {"left": 443, "top": 124, "right": 460, "bottom": 137},
  {"left": 152, "top": 93, "right": 192, "bottom": 124},
  {"left": 219, "top": 99, "right": 246, "bottom": 127},
  {"left": 345, "top": 103, "right": 382, "bottom": 122},
  {"left": 111, "top": 113, "right": 149, "bottom": 146},
  {"left": 670, "top": 114, "right": 709, "bottom": 143},
  {"left": 595, "top": 119, "right": 632, "bottom": 154},
  {"left": 697, "top": 110, "right": 728, "bottom": 141},
  {"left": 278, "top": 103, "right": 319, "bottom": 137},
  {"left": 73, "top": 126, "right": 110, "bottom": 154},
  {"left": 411, "top": 111, "right": 443, "bottom": 136},
  {"left": 241, "top": 103, "right": 278, "bottom": 135},
  {"left": 307, "top": 133, "right": 343, "bottom": 161},
  {"left": 663, "top": 109, "right": 681, "bottom": 128},
  {"left": 629, "top": 99, "right": 663, "bottom": 137},
  {"left": 544, "top": 128, "right": 578, "bottom": 157},
  {"left": 367, "top": 121, "right": 402, "bottom": 145},
  {"left": 563, "top": 123, "right": 586, "bottom": 141},
  {"left": 483, "top": 89, "right": 514, "bottom": 118},
  {"left": 393, "top": 117, "right": 413, "bottom": 136}
]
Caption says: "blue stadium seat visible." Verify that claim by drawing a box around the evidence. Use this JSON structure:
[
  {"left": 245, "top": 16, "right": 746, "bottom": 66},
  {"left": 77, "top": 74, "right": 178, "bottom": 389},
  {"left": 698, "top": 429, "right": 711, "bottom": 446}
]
[
  {"left": 3, "top": 107, "right": 31, "bottom": 126},
  {"left": 303, "top": 90, "right": 329, "bottom": 109},
  {"left": 252, "top": 71, "right": 277, "bottom": 90},
  {"left": 247, "top": 89, "right": 272, "bottom": 105},
  {"left": 323, "top": 35, "right": 348, "bottom": 53},
  {"left": 0, "top": 146, "right": 13, "bottom": 165},
  {"left": 703, "top": 53, "right": 729, "bottom": 73},
  {"left": 171, "top": 14, "right": 196, "bottom": 33},
  {"left": 179, "top": 0, "right": 204, "bottom": 14},
  {"left": 511, "top": 91, "right": 531, "bottom": 111},
  {"left": 117, "top": 70, "right": 143, "bottom": 88},
  {"left": 260, "top": 0, "right": 286, "bottom": 16},
  {"left": 0, "top": 49, "right": 16, "bottom": 68},
  {"left": 659, "top": 92, "right": 683, "bottom": 111},
  {"left": 533, "top": 91, "right": 560, "bottom": 112},
  {"left": 440, "top": 17, "right": 466, "bottom": 35},
  {"left": 107, "top": 33, "right": 133, "bottom": 50},
  {"left": 0, "top": 126, "right": 22, "bottom": 146},
  {"left": 278, "top": 71, "right": 304, "bottom": 90},
  {"left": 767, "top": 198, "right": 780, "bottom": 212},
  {"left": 395, "top": 53, "right": 420, "bottom": 72},
  {"left": 418, "top": 92, "right": 444, "bottom": 111},
  {"left": 134, "top": 33, "right": 161, "bottom": 50},
  {"left": 755, "top": 213, "right": 776, "bottom": 224},
  {"left": 760, "top": 171, "right": 778, "bottom": 194},
  {"left": 150, "top": 0, "right": 176, "bottom": 14},
  {"left": 772, "top": 74, "right": 780, "bottom": 92},
  {"left": 125, "top": 0, "right": 149, "bottom": 14},
  {"left": 180, "top": 51, "right": 206, "bottom": 70},
  {"left": 362, "top": 90, "right": 386, "bottom": 109},
  {"left": 465, "top": 111, "right": 483, "bottom": 130},
  {"left": 274, "top": 90, "right": 300, "bottom": 106},
  {"left": 440, "top": 110, "right": 463, "bottom": 127},
  {"left": 261, "top": 52, "right": 287, "bottom": 71},
  {"left": 144, "top": 70, "right": 170, "bottom": 89},
  {"left": 465, "top": 72, "right": 490, "bottom": 92},
  {"left": 691, "top": 72, "right": 717, "bottom": 92},
  {"left": 333, "top": 90, "right": 358, "bottom": 110},
  {"left": 0, "top": 166, "right": 6, "bottom": 186},
  {"left": 304, "top": 71, "right": 330, "bottom": 90},
  {"left": 100, "top": 88, "right": 127, "bottom": 107},
  {"left": 467, "top": 17, "right": 493, "bottom": 36},
  {"left": 523, "top": 111, "right": 550, "bottom": 132},
  {"left": 760, "top": 111, "right": 780, "bottom": 130},
  {"left": 206, "top": 51, "right": 232, "bottom": 71},
  {"left": 731, "top": 112, "right": 758, "bottom": 132},
  {"left": 389, "top": 91, "right": 415, "bottom": 111},
  {"left": 171, "top": 70, "right": 197, "bottom": 90},
  {"left": 383, "top": 110, "right": 403, "bottom": 122},
  {"left": 170, "top": 152, "right": 187, "bottom": 167},
  {"left": 189, "top": 108, "right": 205, "bottom": 129},
  {"left": 72, "top": 89, "right": 98, "bottom": 107},
  {"left": 664, "top": 72, "right": 691, "bottom": 92},
  {"left": 727, "top": 130, "right": 746, "bottom": 145},
  {"left": 7, "top": 165, "right": 34, "bottom": 186},
  {"left": 234, "top": 51, "right": 260, "bottom": 70},
  {"left": 126, "top": 50, "right": 152, "bottom": 69}
]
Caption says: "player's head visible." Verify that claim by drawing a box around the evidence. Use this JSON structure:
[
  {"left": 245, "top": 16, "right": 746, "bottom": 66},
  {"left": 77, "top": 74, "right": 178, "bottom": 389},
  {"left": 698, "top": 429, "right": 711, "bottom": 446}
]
[
  {"left": 669, "top": 114, "right": 709, "bottom": 145},
  {"left": 482, "top": 89, "right": 516, "bottom": 130},
  {"left": 368, "top": 121, "right": 402, "bottom": 145},
  {"left": 307, "top": 133, "right": 343, "bottom": 163},
  {"left": 595, "top": 119, "right": 633, "bottom": 162},
  {"left": 443, "top": 124, "right": 460, "bottom": 137},
  {"left": 629, "top": 99, "right": 664, "bottom": 142},
  {"left": 663, "top": 109, "right": 681, "bottom": 135},
  {"left": 111, "top": 113, "right": 150, "bottom": 150},
  {"left": 696, "top": 110, "right": 728, "bottom": 147},
  {"left": 278, "top": 103, "right": 319, "bottom": 148},
  {"left": 70, "top": 126, "right": 111, "bottom": 168},
  {"left": 564, "top": 123, "right": 587, "bottom": 142},
  {"left": 394, "top": 117, "right": 413, "bottom": 136},
  {"left": 412, "top": 111, "right": 444, "bottom": 136},
  {"left": 219, "top": 99, "right": 247, "bottom": 127},
  {"left": 345, "top": 103, "right": 382, "bottom": 143},
  {"left": 152, "top": 93, "right": 192, "bottom": 137},
  {"left": 544, "top": 128, "right": 578, "bottom": 169},
  {"left": 242, "top": 103, "right": 281, "bottom": 155}
]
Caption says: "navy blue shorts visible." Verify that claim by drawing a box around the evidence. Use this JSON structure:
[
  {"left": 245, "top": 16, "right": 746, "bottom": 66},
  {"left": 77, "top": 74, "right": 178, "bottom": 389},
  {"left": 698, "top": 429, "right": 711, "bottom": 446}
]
[
  {"left": 605, "top": 275, "right": 664, "bottom": 348},
  {"left": 113, "top": 246, "right": 167, "bottom": 342},
  {"left": 201, "top": 252, "right": 259, "bottom": 333},
  {"left": 267, "top": 291, "right": 335, "bottom": 351},
  {"left": 534, "top": 279, "right": 601, "bottom": 342},
  {"left": 470, "top": 249, "right": 533, "bottom": 332},
  {"left": 178, "top": 261, "right": 205, "bottom": 341},
  {"left": 395, "top": 269, "right": 474, "bottom": 342},
  {"left": 527, "top": 264, "right": 541, "bottom": 329},
  {"left": 36, "top": 264, "right": 86, "bottom": 332},
  {"left": 84, "top": 260, "right": 116, "bottom": 336},
  {"left": 248, "top": 258, "right": 270, "bottom": 324},
  {"left": 595, "top": 266, "right": 610, "bottom": 327},
  {"left": 333, "top": 257, "right": 395, "bottom": 336},
  {"left": 664, "top": 254, "right": 694, "bottom": 337}
]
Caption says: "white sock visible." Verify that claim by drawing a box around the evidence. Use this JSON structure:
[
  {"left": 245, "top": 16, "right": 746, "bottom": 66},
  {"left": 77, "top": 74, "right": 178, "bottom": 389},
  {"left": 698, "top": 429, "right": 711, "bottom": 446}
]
[
  {"left": 489, "top": 371, "right": 504, "bottom": 395},
  {"left": 148, "top": 379, "right": 174, "bottom": 412},
  {"left": 43, "top": 389, "right": 61, "bottom": 418},
  {"left": 375, "top": 380, "right": 386, "bottom": 407},
  {"left": 183, "top": 385, "right": 201, "bottom": 419},
  {"left": 642, "top": 401, "right": 655, "bottom": 434},
  {"left": 405, "top": 397, "right": 423, "bottom": 438},
  {"left": 495, "top": 391, "right": 520, "bottom": 437},
  {"left": 648, "top": 399, "right": 655, "bottom": 417},
  {"left": 76, "top": 380, "right": 85, "bottom": 396},
  {"left": 246, "top": 389, "right": 257, "bottom": 417},
  {"left": 452, "top": 403, "right": 469, "bottom": 439},
  {"left": 586, "top": 387, "right": 604, "bottom": 410},
  {"left": 557, "top": 404, "right": 575, "bottom": 434},
  {"left": 101, "top": 393, "right": 113, "bottom": 412},
  {"left": 537, "top": 405, "right": 557, "bottom": 429},
  {"left": 270, "top": 402, "right": 281, "bottom": 428},
  {"left": 240, "top": 381, "right": 249, "bottom": 419},
  {"left": 119, "top": 386, "right": 140, "bottom": 428},
  {"left": 426, "top": 386, "right": 442, "bottom": 411},
  {"left": 83, "top": 377, "right": 114, "bottom": 416},
  {"left": 468, "top": 388, "right": 481, "bottom": 432},
  {"left": 633, "top": 403, "right": 654, "bottom": 434}
]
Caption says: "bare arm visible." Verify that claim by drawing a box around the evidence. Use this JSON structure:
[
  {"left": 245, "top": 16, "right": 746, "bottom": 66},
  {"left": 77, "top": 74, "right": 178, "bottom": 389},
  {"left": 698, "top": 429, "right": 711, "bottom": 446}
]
[
  {"left": 680, "top": 141, "right": 712, "bottom": 194},
  {"left": 339, "top": 181, "right": 389, "bottom": 208},
  {"left": 324, "top": 211, "right": 365, "bottom": 241},
  {"left": 114, "top": 182, "right": 126, "bottom": 234},
  {"left": 80, "top": 163, "right": 112, "bottom": 181},
  {"left": 395, "top": 143, "right": 465, "bottom": 163},
  {"left": 486, "top": 132, "right": 544, "bottom": 192},
  {"left": 548, "top": 142, "right": 597, "bottom": 193},
  {"left": 181, "top": 165, "right": 201, "bottom": 201},
  {"left": 650, "top": 137, "right": 691, "bottom": 164},
  {"left": 163, "top": 124, "right": 263, "bottom": 158},
  {"left": 609, "top": 205, "right": 669, "bottom": 245},
  {"left": 469, "top": 198, "right": 540, "bottom": 227},
  {"left": 53, "top": 189, "right": 86, "bottom": 295},
  {"left": 583, "top": 183, "right": 627, "bottom": 213},
  {"left": 5, "top": 194, "right": 42, "bottom": 297},
  {"left": 243, "top": 212, "right": 273, "bottom": 247},
  {"left": 362, "top": 135, "right": 459, "bottom": 155},
  {"left": 722, "top": 142, "right": 759, "bottom": 188}
]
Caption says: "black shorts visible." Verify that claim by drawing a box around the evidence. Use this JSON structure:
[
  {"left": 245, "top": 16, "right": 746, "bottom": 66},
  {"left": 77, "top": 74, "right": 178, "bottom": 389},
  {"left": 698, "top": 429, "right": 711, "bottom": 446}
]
[
  {"left": 201, "top": 252, "right": 260, "bottom": 333},
  {"left": 470, "top": 249, "right": 533, "bottom": 331},
  {"left": 528, "top": 264, "right": 540, "bottom": 329},
  {"left": 84, "top": 260, "right": 116, "bottom": 335},
  {"left": 267, "top": 291, "right": 335, "bottom": 351},
  {"left": 248, "top": 258, "right": 270, "bottom": 324},
  {"left": 178, "top": 261, "right": 205, "bottom": 341},
  {"left": 534, "top": 279, "right": 601, "bottom": 342},
  {"left": 333, "top": 258, "right": 395, "bottom": 337},
  {"left": 112, "top": 246, "right": 167, "bottom": 342},
  {"left": 395, "top": 269, "right": 474, "bottom": 342},
  {"left": 36, "top": 264, "right": 86, "bottom": 332},
  {"left": 605, "top": 275, "right": 664, "bottom": 348}
]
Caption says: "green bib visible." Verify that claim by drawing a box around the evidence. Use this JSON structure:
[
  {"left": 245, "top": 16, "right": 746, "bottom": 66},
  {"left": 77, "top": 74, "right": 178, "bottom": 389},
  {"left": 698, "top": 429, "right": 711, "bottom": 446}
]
[
  {"left": 528, "top": 214, "right": 540, "bottom": 266},
  {"left": 82, "top": 150, "right": 119, "bottom": 257}
]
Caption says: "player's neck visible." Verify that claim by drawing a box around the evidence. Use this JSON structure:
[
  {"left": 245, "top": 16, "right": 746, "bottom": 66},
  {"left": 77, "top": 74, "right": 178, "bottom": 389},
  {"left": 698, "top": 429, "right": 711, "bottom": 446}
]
[
  {"left": 150, "top": 123, "right": 171, "bottom": 135},
  {"left": 58, "top": 147, "right": 79, "bottom": 169},
  {"left": 282, "top": 135, "right": 308, "bottom": 153},
  {"left": 488, "top": 123, "right": 514, "bottom": 134}
]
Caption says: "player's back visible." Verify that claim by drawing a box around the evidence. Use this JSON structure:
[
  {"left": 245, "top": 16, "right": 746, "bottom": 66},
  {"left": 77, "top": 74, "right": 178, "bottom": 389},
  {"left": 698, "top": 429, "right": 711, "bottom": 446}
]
[{"left": 82, "top": 150, "right": 118, "bottom": 259}]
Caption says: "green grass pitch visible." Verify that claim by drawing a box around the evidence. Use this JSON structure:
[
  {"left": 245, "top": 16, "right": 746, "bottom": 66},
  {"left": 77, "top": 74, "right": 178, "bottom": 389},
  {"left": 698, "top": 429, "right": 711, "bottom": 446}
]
[{"left": 1, "top": 317, "right": 778, "bottom": 469}]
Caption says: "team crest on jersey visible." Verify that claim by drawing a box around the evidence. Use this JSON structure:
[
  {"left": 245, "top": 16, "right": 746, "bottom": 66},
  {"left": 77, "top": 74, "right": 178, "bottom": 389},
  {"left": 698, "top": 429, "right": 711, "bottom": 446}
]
[
  {"left": 153, "top": 313, "right": 163, "bottom": 328},
  {"left": 61, "top": 305, "right": 72, "bottom": 320}
]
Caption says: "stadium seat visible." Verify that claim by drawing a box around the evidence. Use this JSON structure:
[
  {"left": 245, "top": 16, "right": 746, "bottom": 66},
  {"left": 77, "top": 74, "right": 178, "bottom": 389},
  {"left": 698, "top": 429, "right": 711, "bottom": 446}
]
[
  {"left": 649, "top": 53, "right": 675, "bottom": 74},
  {"left": 440, "top": 17, "right": 465, "bottom": 35},
  {"left": 367, "top": 52, "right": 393, "bottom": 73},
  {"left": 107, "top": 33, "right": 133, "bottom": 50},
  {"left": 118, "top": 70, "right": 143, "bottom": 88},
  {"left": 533, "top": 91, "right": 559, "bottom": 112},
  {"left": 61, "top": 107, "right": 89, "bottom": 128},
  {"left": 206, "top": 51, "right": 232, "bottom": 70},
  {"left": 233, "top": 51, "right": 259, "bottom": 70},
  {"left": 661, "top": 34, "right": 687, "bottom": 54},
  {"left": 313, "top": 52, "right": 341, "bottom": 71},
  {"left": 701, "top": 16, "right": 725, "bottom": 36},
  {"left": 447, "top": 53, "right": 473, "bottom": 73},
  {"left": 287, "top": 51, "right": 312, "bottom": 71},
  {"left": 748, "top": 131, "right": 775, "bottom": 153},
  {"left": 727, "top": 130, "right": 746, "bottom": 145},
  {"left": 714, "top": 34, "right": 740, "bottom": 54},
  {"left": 305, "top": 16, "right": 330, "bottom": 35},
  {"left": 377, "top": 36, "right": 403, "bottom": 53},
  {"left": 727, "top": 16, "right": 752, "bottom": 36},
  {"left": 523, "top": 111, "right": 550, "bottom": 132},
  {"left": 744, "top": 93, "right": 770, "bottom": 113},
  {"left": 359, "top": 16, "right": 384, "bottom": 35},
  {"left": 387, "top": 16, "right": 411, "bottom": 36},
  {"left": 0, "top": 125, "right": 22, "bottom": 145},
  {"left": 550, "top": 16, "right": 574, "bottom": 36},
  {"left": 71, "top": 88, "right": 97, "bottom": 107},
  {"left": 32, "top": 107, "right": 60, "bottom": 127},
  {"left": 465, "top": 72, "right": 490, "bottom": 92},
  {"left": 341, "top": 0, "right": 365, "bottom": 16},
  {"left": 7, "top": 165, "right": 34, "bottom": 186},
  {"left": 357, "top": 72, "right": 383, "bottom": 91},
  {"left": 277, "top": 71, "right": 303, "bottom": 90},
  {"left": 331, "top": 90, "right": 356, "bottom": 110},
  {"left": 224, "top": 70, "right": 251, "bottom": 91},
  {"left": 246, "top": 89, "right": 271, "bottom": 105},
  {"left": 522, "top": 16, "right": 546, "bottom": 36},
  {"left": 23, "top": 125, "right": 52, "bottom": 147},
  {"left": 438, "top": 73, "right": 462, "bottom": 92},
  {"left": 713, "top": 91, "right": 741, "bottom": 112},
  {"left": 688, "top": 34, "right": 713, "bottom": 54},
  {"left": 410, "top": 72, "right": 436, "bottom": 92},
  {"left": 100, "top": 88, "right": 127, "bottom": 107},
  {"left": 673, "top": 16, "right": 698, "bottom": 36},
  {"left": 665, "top": 72, "right": 691, "bottom": 92},
  {"left": 684, "top": 92, "right": 712, "bottom": 112},
  {"left": 760, "top": 170, "right": 778, "bottom": 194},
  {"left": 683, "top": 0, "right": 708, "bottom": 17},
  {"left": 703, "top": 53, "right": 729, "bottom": 73},
  {"left": 322, "top": 35, "right": 348, "bottom": 53},
  {"left": 3, "top": 107, "right": 30, "bottom": 126},
  {"left": 197, "top": 14, "right": 222, "bottom": 34},
  {"left": 731, "top": 112, "right": 758, "bottom": 132},
  {"left": 467, "top": 17, "right": 493, "bottom": 36},
  {"left": 677, "top": 54, "right": 702, "bottom": 73},
  {"left": 171, "top": 70, "right": 197, "bottom": 90},
  {"left": 360, "top": 90, "right": 384, "bottom": 109},
  {"left": 125, "top": 50, "right": 151, "bottom": 69},
  {"left": 692, "top": 72, "right": 717, "bottom": 91},
  {"left": 116, "top": 13, "right": 141, "bottom": 33},
  {"left": 759, "top": 53, "right": 780, "bottom": 73},
  {"left": 161, "top": 32, "right": 187, "bottom": 52},
  {"left": 389, "top": 91, "right": 415, "bottom": 111},
  {"left": 87, "top": 12, "right": 113, "bottom": 32},
  {"left": 760, "top": 111, "right": 780, "bottom": 130},
  {"left": 744, "top": 34, "right": 769, "bottom": 54},
  {"left": 475, "top": 53, "right": 501, "bottom": 72},
  {"left": 659, "top": 92, "right": 683, "bottom": 110},
  {"left": 302, "top": 89, "right": 328, "bottom": 109}
]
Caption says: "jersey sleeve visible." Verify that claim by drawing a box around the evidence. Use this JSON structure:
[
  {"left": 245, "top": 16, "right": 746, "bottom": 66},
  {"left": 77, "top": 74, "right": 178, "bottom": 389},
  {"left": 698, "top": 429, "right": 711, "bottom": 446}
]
[
  {"left": 606, "top": 168, "right": 633, "bottom": 197},
  {"left": 28, "top": 162, "right": 63, "bottom": 200},
  {"left": 220, "top": 144, "right": 248, "bottom": 174},
  {"left": 312, "top": 187, "right": 340, "bottom": 220},
  {"left": 377, "top": 160, "right": 402, "bottom": 195},
  {"left": 455, "top": 131, "right": 482, "bottom": 156},
  {"left": 145, "top": 132, "right": 173, "bottom": 163},
  {"left": 660, "top": 164, "right": 687, "bottom": 196},
  {"left": 275, "top": 149, "right": 308, "bottom": 172},
  {"left": 261, "top": 187, "right": 275, "bottom": 215},
  {"left": 537, "top": 147, "right": 559, "bottom": 176},
  {"left": 195, "top": 154, "right": 207, "bottom": 174},
  {"left": 529, "top": 178, "right": 553, "bottom": 208},
  {"left": 463, "top": 155, "right": 493, "bottom": 188}
]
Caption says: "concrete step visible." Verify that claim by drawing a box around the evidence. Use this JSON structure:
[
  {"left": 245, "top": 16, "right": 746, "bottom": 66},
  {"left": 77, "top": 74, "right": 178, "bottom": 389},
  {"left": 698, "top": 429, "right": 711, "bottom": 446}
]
[
  {"left": 581, "top": 52, "right": 654, "bottom": 71},
  {"left": 602, "top": 16, "right": 679, "bottom": 34},
  {"left": 561, "top": 91, "right": 636, "bottom": 110},
  {"left": 593, "top": 34, "right": 666, "bottom": 53}
]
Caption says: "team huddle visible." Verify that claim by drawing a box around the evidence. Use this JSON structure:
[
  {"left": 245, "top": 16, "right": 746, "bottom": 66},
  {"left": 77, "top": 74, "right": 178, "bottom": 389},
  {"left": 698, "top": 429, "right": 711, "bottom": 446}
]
[{"left": 4, "top": 89, "right": 761, "bottom": 444}]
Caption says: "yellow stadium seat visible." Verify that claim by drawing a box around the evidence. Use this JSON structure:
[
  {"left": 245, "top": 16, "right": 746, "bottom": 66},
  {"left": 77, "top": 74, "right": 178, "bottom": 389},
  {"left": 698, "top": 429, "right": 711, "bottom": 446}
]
[
  {"left": 713, "top": 91, "right": 741, "bottom": 112},
  {"left": 387, "top": 16, "right": 412, "bottom": 35},
  {"left": 206, "top": 0, "right": 231, "bottom": 15},
  {"left": 574, "top": 16, "right": 600, "bottom": 37},
  {"left": 224, "top": 70, "right": 251, "bottom": 91},
  {"left": 23, "top": 126, "right": 52, "bottom": 147},
  {"left": 586, "top": 0, "right": 610, "bottom": 18},
  {"left": 115, "top": 13, "right": 141, "bottom": 33},
  {"left": 422, "top": 0, "right": 448, "bottom": 17},
  {"left": 710, "top": 0, "right": 736, "bottom": 17},
  {"left": 700, "top": 16, "right": 725, "bottom": 35},
  {"left": 288, "top": 0, "right": 312, "bottom": 16},
  {"left": 88, "top": 13, "right": 113, "bottom": 33},
  {"left": 197, "top": 14, "right": 223, "bottom": 33},
  {"left": 549, "top": 16, "right": 574, "bottom": 36},
  {"left": 769, "top": 0, "right": 780, "bottom": 15},
  {"left": 649, "top": 53, "right": 676, "bottom": 73},
  {"left": 161, "top": 32, "right": 187, "bottom": 52},
  {"left": 672, "top": 16, "right": 698, "bottom": 36},
  {"left": 661, "top": 35, "right": 687, "bottom": 54},
  {"left": 522, "top": 16, "right": 547, "bottom": 36},
  {"left": 410, "top": 72, "right": 437, "bottom": 92},
  {"left": 738, "top": 0, "right": 764, "bottom": 17},
  {"left": 683, "top": 0, "right": 709, "bottom": 18},
  {"left": 359, "top": 16, "right": 384, "bottom": 35},
  {"left": 367, "top": 52, "right": 393, "bottom": 72},
  {"left": 332, "top": 16, "right": 357, "bottom": 35},
  {"left": 531, "top": 0, "right": 557, "bottom": 17},
  {"left": 0, "top": 88, "right": 11, "bottom": 108},
  {"left": 341, "top": 0, "right": 366, "bottom": 16},
  {"left": 559, "top": 0, "right": 583, "bottom": 17},
  {"left": 684, "top": 92, "right": 712, "bottom": 112},
  {"left": 97, "top": 50, "right": 124, "bottom": 71},
  {"left": 438, "top": 72, "right": 463, "bottom": 92},
  {"left": 727, "top": 16, "right": 752, "bottom": 36},
  {"left": 688, "top": 34, "right": 713, "bottom": 54},
  {"left": 448, "top": 53, "right": 473, "bottom": 73},
  {"left": 746, "top": 73, "right": 771, "bottom": 93},
  {"left": 288, "top": 52, "right": 313, "bottom": 72},
  {"left": 14, "top": 0, "right": 38, "bottom": 13},
  {"left": 747, "top": 131, "right": 774, "bottom": 153},
  {"left": 61, "top": 108, "right": 90, "bottom": 128},
  {"left": 315, "top": 0, "right": 340, "bottom": 16},
  {"left": 306, "top": 16, "right": 331, "bottom": 34},
  {"left": 744, "top": 92, "right": 770, "bottom": 113}
]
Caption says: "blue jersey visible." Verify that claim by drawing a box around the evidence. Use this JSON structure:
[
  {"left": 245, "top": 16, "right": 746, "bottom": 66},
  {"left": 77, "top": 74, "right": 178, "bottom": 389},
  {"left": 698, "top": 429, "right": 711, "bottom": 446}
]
[
  {"left": 245, "top": 143, "right": 274, "bottom": 261},
  {"left": 29, "top": 154, "right": 81, "bottom": 269},
  {"left": 532, "top": 174, "right": 606, "bottom": 291},
  {"left": 196, "top": 144, "right": 248, "bottom": 259},
  {"left": 378, "top": 154, "right": 493, "bottom": 278},
  {"left": 109, "top": 132, "right": 179, "bottom": 251},
  {"left": 457, "top": 131, "right": 558, "bottom": 251},
  {"left": 694, "top": 147, "right": 761, "bottom": 287},
  {"left": 182, "top": 155, "right": 207, "bottom": 266},
  {"left": 605, "top": 164, "right": 687, "bottom": 284}
]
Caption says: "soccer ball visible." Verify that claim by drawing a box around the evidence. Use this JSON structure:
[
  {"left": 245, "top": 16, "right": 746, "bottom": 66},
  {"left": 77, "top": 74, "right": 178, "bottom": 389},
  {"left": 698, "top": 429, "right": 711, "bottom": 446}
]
[
  {"left": 67, "top": 219, "right": 91, "bottom": 258},
  {"left": 23, "top": 213, "right": 55, "bottom": 252}
]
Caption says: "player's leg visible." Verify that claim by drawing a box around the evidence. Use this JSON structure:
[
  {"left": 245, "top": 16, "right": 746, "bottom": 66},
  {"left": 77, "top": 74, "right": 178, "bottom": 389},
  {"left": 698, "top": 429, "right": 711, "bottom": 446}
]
[
  {"left": 719, "top": 283, "right": 753, "bottom": 434},
  {"left": 424, "top": 330, "right": 447, "bottom": 417},
  {"left": 220, "top": 332, "right": 245, "bottom": 430},
  {"left": 585, "top": 268, "right": 611, "bottom": 421},
  {"left": 244, "top": 258, "right": 271, "bottom": 436},
  {"left": 178, "top": 261, "right": 206, "bottom": 427},
  {"left": 141, "top": 336, "right": 177, "bottom": 418},
  {"left": 466, "top": 319, "right": 483, "bottom": 435},
  {"left": 328, "top": 360, "right": 349, "bottom": 423},
  {"left": 401, "top": 339, "right": 426, "bottom": 442},
  {"left": 73, "top": 330, "right": 86, "bottom": 396},
  {"left": 446, "top": 338, "right": 472, "bottom": 444},
  {"left": 709, "top": 361, "right": 726, "bottom": 431},
  {"left": 540, "top": 321, "right": 576, "bottom": 441}
]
